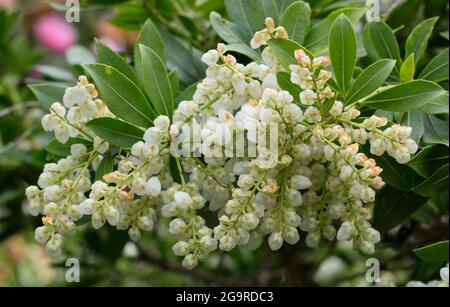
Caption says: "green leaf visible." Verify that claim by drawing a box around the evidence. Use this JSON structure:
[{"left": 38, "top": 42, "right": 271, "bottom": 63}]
[
  {"left": 408, "top": 145, "right": 449, "bottom": 178},
  {"left": 268, "top": 38, "right": 313, "bottom": 71},
  {"left": 139, "top": 45, "right": 174, "bottom": 117},
  {"left": 134, "top": 19, "right": 165, "bottom": 85},
  {"left": 422, "top": 114, "right": 449, "bottom": 147},
  {"left": 373, "top": 185, "right": 428, "bottom": 232},
  {"left": 400, "top": 53, "right": 415, "bottom": 83},
  {"left": 412, "top": 164, "right": 449, "bottom": 198},
  {"left": 35, "top": 65, "right": 74, "bottom": 82},
  {"left": 46, "top": 138, "right": 92, "bottom": 157},
  {"left": 210, "top": 11, "right": 250, "bottom": 46},
  {"left": 29, "top": 84, "right": 66, "bottom": 109},
  {"left": 95, "top": 153, "right": 114, "bottom": 181},
  {"left": 405, "top": 17, "right": 438, "bottom": 64},
  {"left": 224, "top": 0, "right": 266, "bottom": 41},
  {"left": 419, "top": 93, "right": 449, "bottom": 115},
  {"left": 96, "top": 39, "right": 138, "bottom": 84},
  {"left": 87, "top": 117, "right": 143, "bottom": 148},
  {"left": 65, "top": 45, "right": 96, "bottom": 67},
  {"left": 83, "top": 64, "right": 155, "bottom": 127},
  {"left": 168, "top": 69, "right": 180, "bottom": 99},
  {"left": 414, "top": 241, "right": 449, "bottom": 262},
  {"left": 362, "top": 21, "right": 402, "bottom": 76},
  {"left": 329, "top": 14, "right": 356, "bottom": 95},
  {"left": 418, "top": 48, "right": 449, "bottom": 83},
  {"left": 363, "top": 80, "right": 446, "bottom": 112},
  {"left": 277, "top": 72, "right": 301, "bottom": 102},
  {"left": 280, "top": 1, "right": 311, "bottom": 44},
  {"left": 304, "top": 6, "right": 367, "bottom": 55},
  {"left": 226, "top": 44, "right": 260, "bottom": 60},
  {"left": 376, "top": 155, "right": 421, "bottom": 191},
  {"left": 400, "top": 110, "right": 424, "bottom": 143},
  {"left": 345, "top": 59, "right": 396, "bottom": 104},
  {"left": 160, "top": 30, "right": 205, "bottom": 86}
]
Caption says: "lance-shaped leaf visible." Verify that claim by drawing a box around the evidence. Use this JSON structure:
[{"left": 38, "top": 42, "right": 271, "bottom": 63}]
[
  {"left": 362, "top": 80, "right": 445, "bottom": 112},
  {"left": 83, "top": 64, "right": 155, "bottom": 127},
  {"left": 408, "top": 145, "right": 449, "bottom": 178},
  {"left": 412, "top": 163, "right": 449, "bottom": 198},
  {"left": 280, "top": 1, "right": 311, "bottom": 44},
  {"left": 422, "top": 114, "right": 449, "bottom": 147},
  {"left": 87, "top": 117, "right": 144, "bottom": 148},
  {"left": 139, "top": 44, "right": 174, "bottom": 116},
  {"left": 419, "top": 93, "right": 449, "bottom": 115},
  {"left": 373, "top": 185, "right": 428, "bottom": 232},
  {"left": 268, "top": 38, "right": 313, "bottom": 71},
  {"left": 345, "top": 59, "right": 396, "bottom": 104},
  {"left": 405, "top": 17, "right": 438, "bottom": 64},
  {"left": 362, "top": 21, "right": 402, "bottom": 76},
  {"left": 304, "top": 6, "right": 366, "bottom": 55},
  {"left": 418, "top": 48, "right": 449, "bottom": 82},
  {"left": 329, "top": 14, "right": 356, "bottom": 95},
  {"left": 134, "top": 19, "right": 165, "bottom": 85},
  {"left": 96, "top": 39, "right": 138, "bottom": 84},
  {"left": 400, "top": 53, "right": 415, "bottom": 83},
  {"left": 414, "top": 241, "right": 449, "bottom": 262}
]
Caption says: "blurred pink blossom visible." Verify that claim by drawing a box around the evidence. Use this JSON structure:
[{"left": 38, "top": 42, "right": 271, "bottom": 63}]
[
  {"left": 97, "top": 37, "right": 126, "bottom": 53},
  {"left": 33, "top": 14, "right": 78, "bottom": 53}
]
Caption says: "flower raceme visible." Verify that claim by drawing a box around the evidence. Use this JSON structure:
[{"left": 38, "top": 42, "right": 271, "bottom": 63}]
[{"left": 27, "top": 18, "right": 418, "bottom": 269}]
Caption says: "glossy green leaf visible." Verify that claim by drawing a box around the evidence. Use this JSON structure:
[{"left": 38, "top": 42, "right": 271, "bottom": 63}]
[
  {"left": 418, "top": 48, "right": 449, "bottom": 82},
  {"left": 412, "top": 164, "right": 449, "bottom": 198},
  {"left": 280, "top": 1, "right": 311, "bottom": 44},
  {"left": 405, "top": 17, "right": 438, "bottom": 64},
  {"left": 419, "top": 93, "right": 449, "bottom": 115},
  {"left": 414, "top": 241, "right": 449, "bottom": 262},
  {"left": 408, "top": 145, "right": 449, "bottom": 178},
  {"left": 96, "top": 39, "right": 138, "bottom": 84},
  {"left": 210, "top": 12, "right": 250, "bottom": 46},
  {"left": 363, "top": 80, "right": 446, "bottom": 112},
  {"left": 422, "top": 114, "right": 449, "bottom": 147},
  {"left": 329, "top": 14, "right": 356, "bottom": 95},
  {"left": 168, "top": 69, "right": 179, "bottom": 99},
  {"left": 345, "top": 59, "right": 396, "bottom": 104},
  {"left": 268, "top": 38, "right": 313, "bottom": 71},
  {"left": 304, "top": 6, "right": 367, "bottom": 55},
  {"left": 362, "top": 21, "right": 402, "bottom": 76},
  {"left": 226, "top": 44, "right": 260, "bottom": 60},
  {"left": 134, "top": 19, "right": 165, "bottom": 85},
  {"left": 87, "top": 117, "right": 143, "bottom": 148},
  {"left": 376, "top": 155, "right": 421, "bottom": 191},
  {"left": 373, "top": 185, "right": 428, "bottom": 232},
  {"left": 139, "top": 44, "right": 174, "bottom": 116},
  {"left": 400, "top": 53, "right": 415, "bottom": 83},
  {"left": 400, "top": 110, "right": 424, "bottom": 143},
  {"left": 83, "top": 64, "right": 155, "bottom": 127}
]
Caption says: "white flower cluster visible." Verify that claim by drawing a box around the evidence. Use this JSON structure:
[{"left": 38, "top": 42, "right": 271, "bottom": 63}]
[
  {"left": 41, "top": 76, "right": 112, "bottom": 143},
  {"left": 28, "top": 18, "right": 419, "bottom": 269}
]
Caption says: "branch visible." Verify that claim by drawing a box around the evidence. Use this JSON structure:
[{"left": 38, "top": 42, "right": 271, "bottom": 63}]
[{"left": 136, "top": 245, "right": 249, "bottom": 286}]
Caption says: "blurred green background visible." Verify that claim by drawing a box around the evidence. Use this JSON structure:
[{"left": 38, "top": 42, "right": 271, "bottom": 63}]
[{"left": 0, "top": 0, "right": 448, "bottom": 286}]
